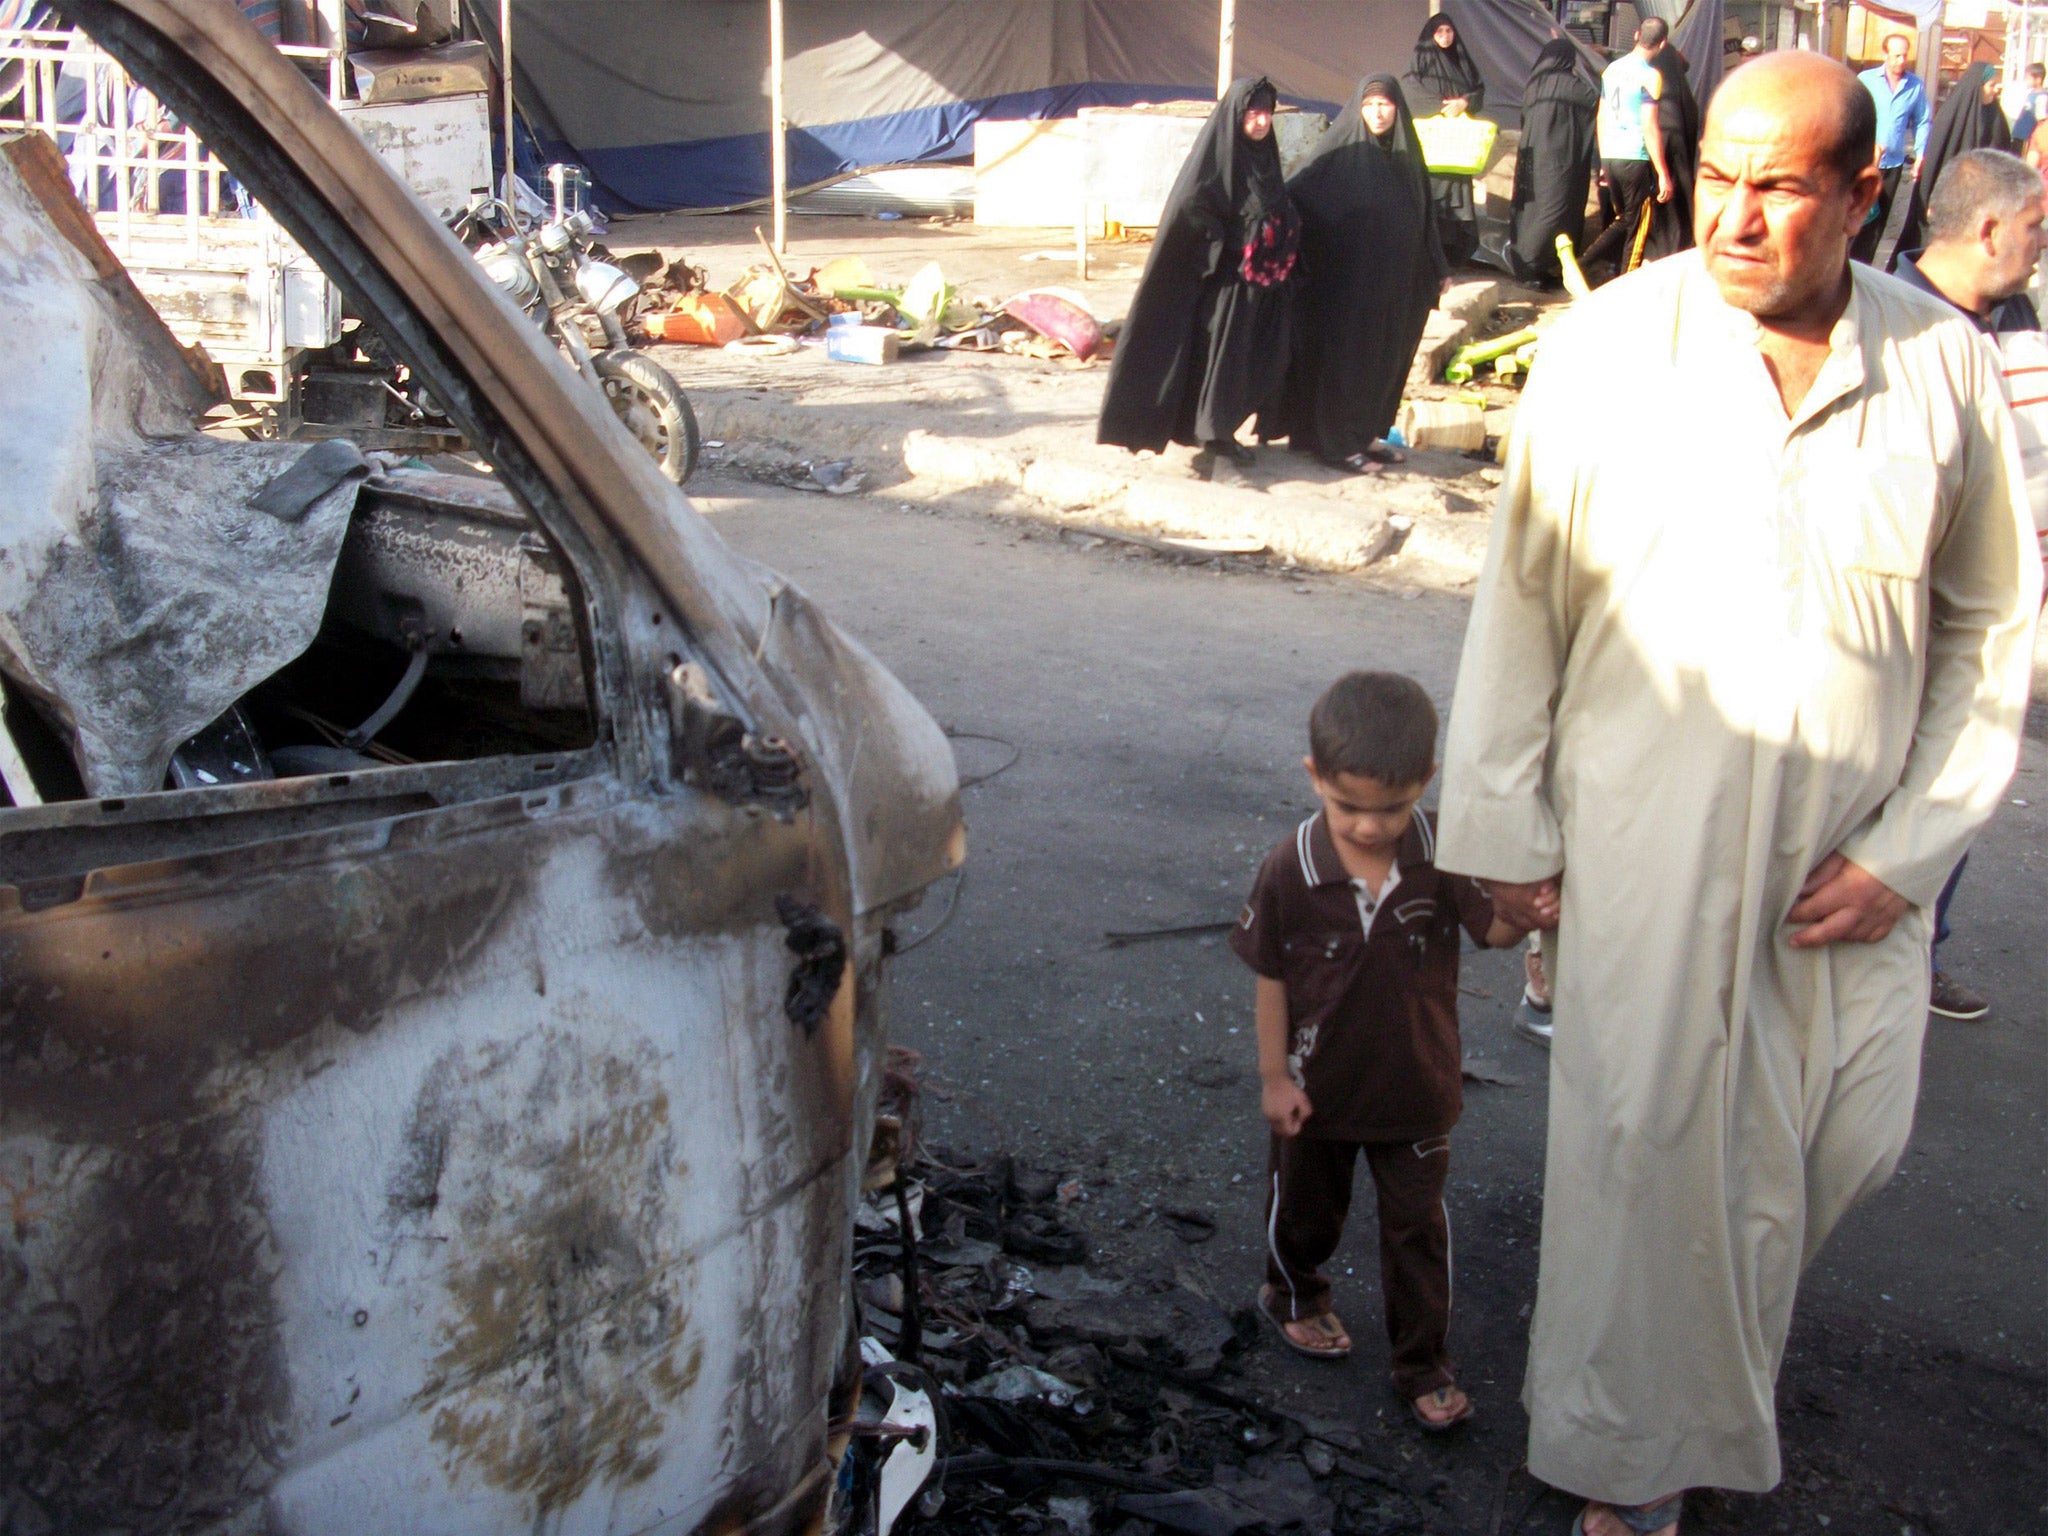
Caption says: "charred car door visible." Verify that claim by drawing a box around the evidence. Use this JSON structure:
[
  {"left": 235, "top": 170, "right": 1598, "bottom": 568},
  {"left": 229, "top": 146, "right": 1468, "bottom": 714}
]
[{"left": 0, "top": 3, "right": 961, "bottom": 1533}]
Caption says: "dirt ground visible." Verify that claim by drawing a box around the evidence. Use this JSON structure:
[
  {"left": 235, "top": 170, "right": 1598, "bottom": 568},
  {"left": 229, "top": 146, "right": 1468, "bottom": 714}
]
[{"left": 696, "top": 477, "right": 2048, "bottom": 1535}]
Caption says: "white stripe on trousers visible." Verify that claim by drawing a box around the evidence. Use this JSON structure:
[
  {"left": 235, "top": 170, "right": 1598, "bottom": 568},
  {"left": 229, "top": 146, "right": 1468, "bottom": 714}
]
[{"left": 1268, "top": 1169, "right": 1301, "bottom": 1319}]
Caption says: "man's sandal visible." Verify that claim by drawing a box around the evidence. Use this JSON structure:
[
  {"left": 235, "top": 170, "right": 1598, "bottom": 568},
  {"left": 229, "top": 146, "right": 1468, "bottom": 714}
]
[
  {"left": 1573, "top": 1493, "right": 1684, "bottom": 1535},
  {"left": 1409, "top": 1383, "right": 1474, "bottom": 1433},
  {"left": 1256, "top": 1284, "right": 1352, "bottom": 1359}
]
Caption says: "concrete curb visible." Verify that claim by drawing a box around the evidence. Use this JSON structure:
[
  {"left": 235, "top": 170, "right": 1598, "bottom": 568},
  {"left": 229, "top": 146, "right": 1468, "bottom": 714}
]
[
  {"left": 902, "top": 431, "right": 1402, "bottom": 571},
  {"left": 673, "top": 274, "right": 1515, "bottom": 577}
]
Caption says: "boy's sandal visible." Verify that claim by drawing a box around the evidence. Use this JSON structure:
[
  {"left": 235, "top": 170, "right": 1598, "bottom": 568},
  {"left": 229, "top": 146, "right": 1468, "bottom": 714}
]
[
  {"left": 1256, "top": 1284, "right": 1352, "bottom": 1359},
  {"left": 1337, "top": 452, "right": 1387, "bottom": 475},
  {"left": 1363, "top": 442, "right": 1407, "bottom": 465},
  {"left": 1408, "top": 1383, "right": 1474, "bottom": 1433},
  {"left": 1573, "top": 1493, "right": 1685, "bottom": 1535}
]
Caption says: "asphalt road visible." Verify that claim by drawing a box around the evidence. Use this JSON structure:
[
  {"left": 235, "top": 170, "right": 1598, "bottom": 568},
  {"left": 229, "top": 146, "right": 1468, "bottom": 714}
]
[{"left": 701, "top": 477, "right": 2047, "bottom": 1535}]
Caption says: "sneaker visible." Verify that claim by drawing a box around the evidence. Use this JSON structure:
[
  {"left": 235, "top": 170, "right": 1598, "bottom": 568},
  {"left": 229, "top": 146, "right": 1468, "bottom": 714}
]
[
  {"left": 1514, "top": 1000, "right": 1554, "bottom": 1048},
  {"left": 1522, "top": 944, "right": 1553, "bottom": 1013},
  {"left": 1929, "top": 971, "right": 1990, "bottom": 1021}
]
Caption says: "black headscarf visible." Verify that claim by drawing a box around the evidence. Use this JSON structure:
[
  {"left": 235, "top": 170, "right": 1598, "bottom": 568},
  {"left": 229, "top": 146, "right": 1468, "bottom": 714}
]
[
  {"left": 1261, "top": 75, "right": 1445, "bottom": 464},
  {"left": 1403, "top": 13, "right": 1485, "bottom": 117},
  {"left": 1098, "top": 77, "right": 1299, "bottom": 453},
  {"left": 1637, "top": 45, "right": 1701, "bottom": 263},
  {"left": 1524, "top": 37, "right": 1585, "bottom": 96},
  {"left": 1884, "top": 62, "right": 2015, "bottom": 268},
  {"left": 1510, "top": 39, "right": 1598, "bottom": 281}
]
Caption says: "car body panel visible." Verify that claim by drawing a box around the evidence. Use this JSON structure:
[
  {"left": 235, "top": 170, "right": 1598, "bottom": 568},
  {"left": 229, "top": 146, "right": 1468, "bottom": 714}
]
[{"left": 0, "top": 3, "right": 961, "bottom": 1531}]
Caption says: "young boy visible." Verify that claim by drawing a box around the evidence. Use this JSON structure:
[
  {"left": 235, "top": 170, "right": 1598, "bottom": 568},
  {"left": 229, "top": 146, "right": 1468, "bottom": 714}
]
[{"left": 1229, "top": 672, "right": 1536, "bottom": 1432}]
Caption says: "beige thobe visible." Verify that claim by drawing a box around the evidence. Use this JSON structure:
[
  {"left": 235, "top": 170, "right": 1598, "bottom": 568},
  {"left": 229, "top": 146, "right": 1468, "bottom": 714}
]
[{"left": 1438, "top": 252, "right": 2041, "bottom": 1502}]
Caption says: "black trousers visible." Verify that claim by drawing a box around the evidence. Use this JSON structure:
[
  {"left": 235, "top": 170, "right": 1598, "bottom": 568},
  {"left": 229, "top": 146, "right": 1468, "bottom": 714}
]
[
  {"left": 1581, "top": 158, "right": 1658, "bottom": 271},
  {"left": 1852, "top": 162, "right": 1905, "bottom": 266},
  {"left": 1264, "top": 1132, "right": 1455, "bottom": 1396}
]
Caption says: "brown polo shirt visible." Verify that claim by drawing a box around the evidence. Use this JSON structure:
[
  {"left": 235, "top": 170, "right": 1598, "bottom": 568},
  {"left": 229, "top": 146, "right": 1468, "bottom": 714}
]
[{"left": 1230, "top": 810, "right": 1494, "bottom": 1143}]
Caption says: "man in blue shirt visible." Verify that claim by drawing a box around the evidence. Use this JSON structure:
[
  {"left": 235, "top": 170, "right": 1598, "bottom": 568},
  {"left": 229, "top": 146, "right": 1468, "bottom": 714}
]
[
  {"left": 1580, "top": 17, "right": 1668, "bottom": 274},
  {"left": 2011, "top": 61, "right": 2048, "bottom": 142},
  {"left": 1852, "top": 33, "right": 1930, "bottom": 262}
]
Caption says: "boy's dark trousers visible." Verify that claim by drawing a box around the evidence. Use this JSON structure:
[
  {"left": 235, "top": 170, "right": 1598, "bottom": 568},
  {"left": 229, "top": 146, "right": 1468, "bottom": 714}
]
[{"left": 1264, "top": 1132, "right": 1454, "bottom": 1398}]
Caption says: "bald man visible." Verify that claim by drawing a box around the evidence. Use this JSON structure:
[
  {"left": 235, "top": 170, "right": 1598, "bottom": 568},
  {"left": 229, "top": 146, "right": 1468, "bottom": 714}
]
[{"left": 1439, "top": 53, "right": 2039, "bottom": 1536}]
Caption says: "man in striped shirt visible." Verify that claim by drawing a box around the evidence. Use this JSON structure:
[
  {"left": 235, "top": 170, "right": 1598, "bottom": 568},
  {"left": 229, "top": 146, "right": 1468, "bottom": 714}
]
[{"left": 1893, "top": 146, "right": 2047, "bottom": 1023}]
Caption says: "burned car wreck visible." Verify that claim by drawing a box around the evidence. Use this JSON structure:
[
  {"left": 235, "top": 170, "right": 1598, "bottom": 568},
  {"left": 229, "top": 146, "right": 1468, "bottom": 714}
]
[{"left": 0, "top": 3, "right": 961, "bottom": 1532}]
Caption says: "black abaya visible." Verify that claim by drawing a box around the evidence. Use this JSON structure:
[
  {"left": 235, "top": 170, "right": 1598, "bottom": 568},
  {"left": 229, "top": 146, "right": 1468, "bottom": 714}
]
[
  {"left": 1098, "top": 78, "right": 1300, "bottom": 454},
  {"left": 1402, "top": 15, "right": 1487, "bottom": 269},
  {"left": 1509, "top": 40, "right": 1597, "bottom": 283},
  {"left": 1637, "top": 46, "right": 1701, "bottom": 265},
  {"left": 1885, "top": 62, "right": 2016, "bottom": 268},
  {"left": 1264, "top": 76, "right": 1445, "bottom": 466}
]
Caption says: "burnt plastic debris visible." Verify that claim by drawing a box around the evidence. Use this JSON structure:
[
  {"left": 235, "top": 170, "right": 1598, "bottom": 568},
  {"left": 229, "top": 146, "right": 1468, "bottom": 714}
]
[
  {"left": 851, "top": 1135, "right": 1439, "bottom": 1536},
  {"left": 776, "top": 894, "right": 847, "bottom": 1033}
]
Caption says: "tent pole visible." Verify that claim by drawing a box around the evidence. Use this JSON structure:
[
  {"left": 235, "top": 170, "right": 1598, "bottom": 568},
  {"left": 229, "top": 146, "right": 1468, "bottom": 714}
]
[
  {"left": 500, "top": 0, "right": 515, "bottom": 208},
  {"left": 1216, "top": 0, "right": 1234, "bottom": 98},
  {"left": 770, "top": 0, "right": 787, "bottom": 255}
]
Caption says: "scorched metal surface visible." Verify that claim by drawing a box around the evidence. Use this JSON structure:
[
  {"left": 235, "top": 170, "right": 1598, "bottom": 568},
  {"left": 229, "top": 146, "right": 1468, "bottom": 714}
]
[{"left": 0, "top": 2, "right": 963, "bottom": 1531}]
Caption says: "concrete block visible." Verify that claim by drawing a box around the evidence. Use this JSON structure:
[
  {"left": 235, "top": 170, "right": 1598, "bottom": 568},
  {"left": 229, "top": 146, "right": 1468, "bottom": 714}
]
[
  {"left": 901, "top": 428, "right": 1025, "bottom": 489},
  {"left": 1438, "top": 279, "right": 1503, "bottom": 323},
  {"left": 1021, "top": 455, "right": 1128, "bottom": 511}
]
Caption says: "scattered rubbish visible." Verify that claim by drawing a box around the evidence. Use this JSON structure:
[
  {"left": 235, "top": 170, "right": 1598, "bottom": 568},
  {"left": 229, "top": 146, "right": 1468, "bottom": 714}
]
[
  {"left": 724, "top": 333, "right": 800, "bottom": 356},
  {"left": 1396, "top": 399, "right": 1487, "bottom": 452},
  {"left": 643, "top": 289, "right": 748, "bottom": 345},
  {"left": 1046, "top": 1493, "right": 1095, "bottom": 1536},
  {"left": 849, "top": 1065, "right": 1432, "bottom": 1535},
  {"left": 1443, "top": 325, "right": 1539, "bottom": 385},
  {"left": 1003, "top": 287, "right": 1105, "bottom": 361},
  {"left": 828, "top": 322, "right": 903, "bottom": 366},
  {"left": 769, "top": 458, "right": 869, "bottom": 496},
  {"left": 962, "top": 1363, "right": 1086, "bottom": 1408},
  {"left": 923, "top": 1234, "right": 1001, "bottom": 1268},
  {"left": 1461, "top": 1056, "right": 1525, "bottom": 1088},
  {"left": 1103, "top": 920, "right": 1237, "bottom": 947},
  {"left": 1160, "top": 1207, "right": 1218, "bottom": 1244},
  {"left": 1184, "top": 1058, "right": 1241, "bottom": 1090},
  {"left": 724, "top": 226, "right": 831, "bottom": 332},
  {"left": 1029, "top": 1265, "right": 1124, "bottom": 1301},
  {"left": 1161, "top": 535, "right": 1268, "bottom": 556}
]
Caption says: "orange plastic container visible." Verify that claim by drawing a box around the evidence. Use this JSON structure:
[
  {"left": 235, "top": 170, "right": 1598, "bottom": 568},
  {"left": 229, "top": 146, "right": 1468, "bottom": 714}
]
[{"left": 647, "top": 292, "right": 749, "bottom": 346}]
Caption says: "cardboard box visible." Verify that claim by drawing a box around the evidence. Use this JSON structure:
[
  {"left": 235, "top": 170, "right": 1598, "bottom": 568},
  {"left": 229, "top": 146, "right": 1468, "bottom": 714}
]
[
  {"left": 826, "top": 325, "right": 900, "bottom": 366},
  {"left": 350, "top": 39, "right": 493, "bottom": 105}
]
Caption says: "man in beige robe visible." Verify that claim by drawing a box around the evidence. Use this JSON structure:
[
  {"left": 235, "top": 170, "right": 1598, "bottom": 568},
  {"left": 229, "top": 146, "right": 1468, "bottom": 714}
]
[{"left": 1437, "top": 54, "right": 2040, "bottom": 1536}]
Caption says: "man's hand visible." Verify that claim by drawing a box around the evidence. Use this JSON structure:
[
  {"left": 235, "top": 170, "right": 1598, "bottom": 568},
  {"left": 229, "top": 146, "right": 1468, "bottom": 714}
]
[
  {"left": 1786, "top": 852, "right": 1908, "bottom": 948},
  {"left": 1262, "top": 1075, "right": 1312, "bottom": 1138},
  {"left": 1485, "top": 876, "right": 1561, "bottom": 934},
  {"left": 1656, "top": 171, "right": 1674, "bottom": 204}
]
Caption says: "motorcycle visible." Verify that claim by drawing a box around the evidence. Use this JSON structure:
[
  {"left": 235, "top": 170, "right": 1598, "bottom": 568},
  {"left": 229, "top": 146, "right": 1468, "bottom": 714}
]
[{"left": 453, "top": 177, "right": 700, "bottom": 485}]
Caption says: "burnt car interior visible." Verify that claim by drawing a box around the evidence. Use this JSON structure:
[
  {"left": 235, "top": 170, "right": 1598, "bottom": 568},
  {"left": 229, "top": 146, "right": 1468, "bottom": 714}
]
[{"left": 0, "top": 24, "right": 619, "bottom": 885}]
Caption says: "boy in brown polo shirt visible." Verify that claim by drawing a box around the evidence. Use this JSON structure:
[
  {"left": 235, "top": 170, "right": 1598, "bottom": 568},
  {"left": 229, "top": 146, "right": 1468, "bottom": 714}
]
[{"left": 1230, "top": 672, "right": 1537, "bottom": 1432}]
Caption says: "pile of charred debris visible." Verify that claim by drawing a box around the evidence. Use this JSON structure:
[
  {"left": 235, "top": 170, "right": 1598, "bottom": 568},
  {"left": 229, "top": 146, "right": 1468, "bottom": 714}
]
[{"left": 853, "top": 1066, "right": 1445, "bottom": 1536}]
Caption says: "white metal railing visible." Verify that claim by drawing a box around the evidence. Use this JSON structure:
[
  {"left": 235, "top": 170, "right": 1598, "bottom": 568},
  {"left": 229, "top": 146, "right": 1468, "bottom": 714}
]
[{"left": 0, "top": 6, "right": 346, "bottom": 258}]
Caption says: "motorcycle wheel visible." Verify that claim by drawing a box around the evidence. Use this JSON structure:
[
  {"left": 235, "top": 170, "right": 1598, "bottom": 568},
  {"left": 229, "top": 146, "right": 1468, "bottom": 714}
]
[{"left": 593, "top": 348, "right": 700, "bottom": 485}]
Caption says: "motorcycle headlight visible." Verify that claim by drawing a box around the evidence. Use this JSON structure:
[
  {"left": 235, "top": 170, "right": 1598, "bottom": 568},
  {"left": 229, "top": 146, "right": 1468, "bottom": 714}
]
[{"left": 575, "top": 260, "right": 639, "bottom": 315}]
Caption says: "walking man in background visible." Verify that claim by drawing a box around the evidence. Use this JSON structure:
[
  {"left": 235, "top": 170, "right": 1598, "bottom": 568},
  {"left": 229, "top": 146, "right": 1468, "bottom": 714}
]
[
  {"left": 1580, "top": 17, "right": 1668, "bottom": 274},
  {"left": 1853, "top": 32, "right": 1930, "bottom": 264},
  {"left": 1893, "top": 146, "right": 2048, "bottom": 1021},
  {"left": 1440, "top": 52, "right": 2040, "bottom": 1536}
]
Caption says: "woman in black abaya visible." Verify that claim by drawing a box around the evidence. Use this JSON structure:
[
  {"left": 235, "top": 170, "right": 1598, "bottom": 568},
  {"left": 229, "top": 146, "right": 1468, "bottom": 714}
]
[
  {"left": 1635, "top": 45, "right": 1701, "bottom": 265},
  {"left": 1508, "top": 38, "right": 1597, "bottom": 285},
  {"left": 1885, "top": 62, "right": 2015, "bottom": 267},
  {"left": 1097, "top": 78, "right": 1301, "bottom": 471},
  {"left": 1265, "top": 75, "right": 1445, "bottom": 472},
  {"left": 1402, "top": 13, "right": 1486, "bottom": 268}
]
